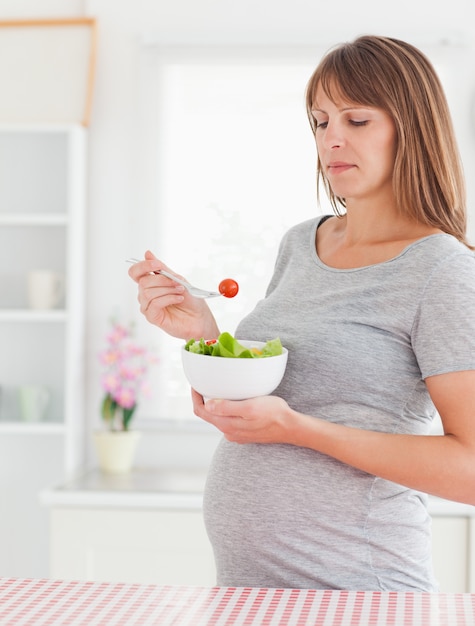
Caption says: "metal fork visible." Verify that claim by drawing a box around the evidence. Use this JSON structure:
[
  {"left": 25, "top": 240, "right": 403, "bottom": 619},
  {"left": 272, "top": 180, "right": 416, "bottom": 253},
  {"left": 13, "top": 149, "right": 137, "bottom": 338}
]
[{"left": 126, "top": 258, "right": 221, "bottom": 299}]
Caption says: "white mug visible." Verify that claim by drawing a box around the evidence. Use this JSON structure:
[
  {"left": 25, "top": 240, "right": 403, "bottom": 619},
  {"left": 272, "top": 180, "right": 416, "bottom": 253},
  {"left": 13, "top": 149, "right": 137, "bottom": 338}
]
[
  {"left": 27, "top": 270, "right": 63, "bottom": 310},
  {"left": 19, "top": 385, "right": 50, "bottom": 422}
]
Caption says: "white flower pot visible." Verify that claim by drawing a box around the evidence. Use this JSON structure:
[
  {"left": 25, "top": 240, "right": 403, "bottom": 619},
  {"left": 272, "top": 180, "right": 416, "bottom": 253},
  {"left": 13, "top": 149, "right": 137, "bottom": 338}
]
[{"left": 93, "top": 430, "right": 142, "bottom": 474}]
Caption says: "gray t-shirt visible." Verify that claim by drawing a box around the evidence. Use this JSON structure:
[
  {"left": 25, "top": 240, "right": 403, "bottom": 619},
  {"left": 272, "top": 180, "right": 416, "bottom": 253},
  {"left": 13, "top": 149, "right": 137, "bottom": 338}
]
[{"left": 203, "top": 216, "right": 475, "bottom": 591}]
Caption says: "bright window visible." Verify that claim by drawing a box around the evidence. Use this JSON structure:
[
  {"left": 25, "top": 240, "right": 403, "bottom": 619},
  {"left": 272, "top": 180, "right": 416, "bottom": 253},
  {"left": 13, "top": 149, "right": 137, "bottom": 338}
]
[
  {"left": 136, "top": 46, "right": 330, "bottom": 422},
  {"left": 136, "top": 42, "right": 463, "bottom": 424}
]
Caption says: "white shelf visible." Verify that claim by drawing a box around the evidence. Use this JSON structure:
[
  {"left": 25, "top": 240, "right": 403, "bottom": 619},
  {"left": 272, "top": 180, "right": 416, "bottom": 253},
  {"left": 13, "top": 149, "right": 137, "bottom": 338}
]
[
  {"left": 0, "top": 422, "right": 66, "bottom": 435},
  {"left": 0, "top": 213, "right": 68, "bottom": 226},
  {"left": 0, "top": 310, "right": 67, "bottom": 322}
]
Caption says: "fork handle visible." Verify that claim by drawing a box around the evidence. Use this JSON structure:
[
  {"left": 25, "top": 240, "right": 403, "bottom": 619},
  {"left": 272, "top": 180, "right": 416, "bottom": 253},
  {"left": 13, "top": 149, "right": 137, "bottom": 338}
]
[
  {"left": 157, "top": 268, "right": 191, "bottom": 288},
  {"left": 126, "top": 258, "right": 190, "bottom": 287}
]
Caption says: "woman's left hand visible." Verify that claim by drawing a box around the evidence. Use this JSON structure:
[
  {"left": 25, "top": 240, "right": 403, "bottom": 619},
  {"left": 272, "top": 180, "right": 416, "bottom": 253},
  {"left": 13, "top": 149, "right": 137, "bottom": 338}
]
[{"left": 191, "top": 389, "right": 297, "bottom": 444}]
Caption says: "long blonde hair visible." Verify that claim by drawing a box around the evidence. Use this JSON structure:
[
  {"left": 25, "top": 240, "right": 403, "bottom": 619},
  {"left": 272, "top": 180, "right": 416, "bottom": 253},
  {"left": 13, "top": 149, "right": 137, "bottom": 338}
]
[{"left": 305, "top": 35, "right": 472, "bottom": 249}]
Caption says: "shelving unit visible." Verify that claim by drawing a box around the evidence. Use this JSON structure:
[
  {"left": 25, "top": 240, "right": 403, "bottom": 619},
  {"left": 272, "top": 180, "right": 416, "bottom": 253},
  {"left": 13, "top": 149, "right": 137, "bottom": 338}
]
[
  {"left": 0, "top": 124, "right": 87, "bottom": 579},
  {"left": 0, "top": 124, "right": 86, "bottom": 472}
]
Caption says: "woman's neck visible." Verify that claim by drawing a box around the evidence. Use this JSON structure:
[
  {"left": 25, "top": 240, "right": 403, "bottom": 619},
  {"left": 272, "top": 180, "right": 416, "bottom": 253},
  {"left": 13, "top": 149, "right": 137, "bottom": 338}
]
[{"left": 318, "top": 208, "right": 442, "bottom": 269}]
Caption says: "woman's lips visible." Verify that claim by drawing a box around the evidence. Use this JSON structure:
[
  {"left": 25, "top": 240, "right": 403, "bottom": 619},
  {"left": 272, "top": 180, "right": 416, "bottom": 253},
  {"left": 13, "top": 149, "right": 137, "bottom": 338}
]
[{"left": 327, "top": 162, "right": 355, "bottom": 174}]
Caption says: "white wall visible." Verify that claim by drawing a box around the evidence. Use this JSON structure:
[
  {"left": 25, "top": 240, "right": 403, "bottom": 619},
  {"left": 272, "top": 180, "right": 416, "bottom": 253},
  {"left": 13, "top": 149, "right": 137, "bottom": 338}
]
[{"left": 1, "top": 0, "right": 474, "bottom": 462}]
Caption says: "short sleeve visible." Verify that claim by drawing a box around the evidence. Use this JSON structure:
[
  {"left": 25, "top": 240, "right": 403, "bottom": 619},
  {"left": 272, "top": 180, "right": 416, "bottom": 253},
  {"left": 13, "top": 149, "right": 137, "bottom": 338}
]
[{"left": 412, "top": 251, "right": 475, "bottom": 378}]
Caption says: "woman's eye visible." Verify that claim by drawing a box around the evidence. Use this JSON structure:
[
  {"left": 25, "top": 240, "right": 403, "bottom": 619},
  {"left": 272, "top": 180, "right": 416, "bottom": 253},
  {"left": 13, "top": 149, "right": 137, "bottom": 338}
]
[
  {"left": 315, "top": 121, "right": 328, "bottom": 129},
  {"left": 350, "top": 120, "right": 368, "bottom": 126}
]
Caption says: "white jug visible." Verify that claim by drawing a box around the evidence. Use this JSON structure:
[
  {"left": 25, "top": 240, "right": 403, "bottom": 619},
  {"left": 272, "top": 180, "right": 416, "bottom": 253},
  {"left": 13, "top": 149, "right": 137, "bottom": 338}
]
[{"left": 27, "top": 270, "right": 63, "bottom": 310}]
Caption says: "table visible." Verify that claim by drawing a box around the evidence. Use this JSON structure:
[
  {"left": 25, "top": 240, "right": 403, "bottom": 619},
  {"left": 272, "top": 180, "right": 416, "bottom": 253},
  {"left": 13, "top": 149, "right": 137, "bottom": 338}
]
[{"left": 1, "top": 578, "right": 475, "bottom": 625}]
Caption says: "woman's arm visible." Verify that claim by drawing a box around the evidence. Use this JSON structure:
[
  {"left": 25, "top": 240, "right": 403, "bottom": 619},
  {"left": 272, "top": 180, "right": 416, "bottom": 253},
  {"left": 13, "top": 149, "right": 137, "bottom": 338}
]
[{"left": 192, "top": 368, "right": 475, "bottom": 505}]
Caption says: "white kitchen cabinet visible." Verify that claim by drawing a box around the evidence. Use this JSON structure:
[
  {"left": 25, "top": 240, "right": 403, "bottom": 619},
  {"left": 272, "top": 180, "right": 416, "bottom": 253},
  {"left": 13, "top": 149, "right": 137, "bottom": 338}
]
[
  {"left": 47, "top": 508, "right": 473, "bottom": 592},
  {"left": 430, "top": 498, "right": 475, "bottom": 593},
  {"left": 49, "top": 508, "right": 216, "bottom": 586},
  {"left": 46, "top": 510, "right": 473, "bottom": 592},
  {"left": 0, "top": 125, "right": 87, "bottom": 577},
  {"left": 41, "top": 468, "right": 216, "bottom": 586},
  {"left": 432, "top": 517, "right": 470, "bottom": 592}
]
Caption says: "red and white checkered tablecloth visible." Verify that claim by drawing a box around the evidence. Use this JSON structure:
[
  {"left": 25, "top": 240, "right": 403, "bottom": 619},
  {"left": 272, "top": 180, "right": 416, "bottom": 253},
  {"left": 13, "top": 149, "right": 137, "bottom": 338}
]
[{"left": 1, "top": 578, "right": 475, "bottom": 625}]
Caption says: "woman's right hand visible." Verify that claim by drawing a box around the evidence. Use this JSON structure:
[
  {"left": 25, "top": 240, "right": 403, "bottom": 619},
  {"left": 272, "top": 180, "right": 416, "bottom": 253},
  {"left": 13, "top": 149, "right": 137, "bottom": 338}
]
[{"left": 128, "top": 250, "right": 220, "bottom": 341}]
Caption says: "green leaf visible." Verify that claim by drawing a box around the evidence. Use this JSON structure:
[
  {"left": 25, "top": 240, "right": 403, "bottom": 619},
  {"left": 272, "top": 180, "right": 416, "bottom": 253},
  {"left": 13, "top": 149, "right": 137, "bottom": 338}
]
[
  {"left": 261, "top": 337, "right": 283, "bottom": 357},
  {"left": 122, "top": 406, "right": 136, "bottom": 431},
  {"left": 216, "top": 332, "right": 252, "bottom": 357},
  {"left": 101, "top": 393, "right": 118, "bottom": 423}
]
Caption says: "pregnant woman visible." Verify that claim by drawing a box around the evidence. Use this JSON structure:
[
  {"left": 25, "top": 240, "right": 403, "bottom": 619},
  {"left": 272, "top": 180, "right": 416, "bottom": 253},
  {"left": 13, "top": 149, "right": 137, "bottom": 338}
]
[{"left": 129, "top": 35, "right": 475, "bottom": 591}]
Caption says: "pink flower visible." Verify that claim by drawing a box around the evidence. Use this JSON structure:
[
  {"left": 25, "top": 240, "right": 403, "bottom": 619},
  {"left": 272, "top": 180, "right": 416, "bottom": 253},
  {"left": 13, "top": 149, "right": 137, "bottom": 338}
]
[
  {"left": 99, "top": 349, "right": 121, "bottom": 366},
  {"left": 99, "top": 319, "right": 159, "bottom": 430},
  {"left": 107, "top": 324, "right": 129, "bottom": 345},
  {"left": 102, "top": 373, "right": 121, "bottom": 393},
  {"left": 113, "top": 386, "right": 136, "bottom": 409},
  {"left": 118, "top": 364, "right": 142, "bottom": 381}
]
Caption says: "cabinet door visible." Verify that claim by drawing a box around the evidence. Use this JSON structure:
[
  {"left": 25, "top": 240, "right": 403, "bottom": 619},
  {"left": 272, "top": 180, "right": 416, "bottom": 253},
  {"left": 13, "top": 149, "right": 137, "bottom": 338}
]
[
  {"left": 431, "top": 517, "right": 469, "bottom": 592},
  {"left": 50, "top": 508, "right": 217, "bottom": 586}
]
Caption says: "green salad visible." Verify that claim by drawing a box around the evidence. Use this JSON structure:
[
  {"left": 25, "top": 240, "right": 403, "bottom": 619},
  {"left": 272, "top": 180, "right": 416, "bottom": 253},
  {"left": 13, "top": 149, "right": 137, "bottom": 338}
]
[{"left": 184, "top": 332, "right": 283, "bottom": 358}]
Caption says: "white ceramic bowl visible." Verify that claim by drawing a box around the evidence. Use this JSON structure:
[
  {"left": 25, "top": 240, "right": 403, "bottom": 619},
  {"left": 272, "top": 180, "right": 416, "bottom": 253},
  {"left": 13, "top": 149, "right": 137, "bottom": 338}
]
[{"left": 181, "top": 340, "right": 288, "bottom": 400}]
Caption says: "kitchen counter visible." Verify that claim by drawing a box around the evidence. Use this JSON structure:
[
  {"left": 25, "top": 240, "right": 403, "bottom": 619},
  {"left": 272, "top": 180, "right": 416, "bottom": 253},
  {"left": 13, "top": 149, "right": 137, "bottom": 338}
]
[
  {"left": 1, "top": 578, "right": 475, "bottom": 625},
  {"left": 39, "top": 466, "right": 475, "bottom": 517},
  {"left": 39, "top": 467, "right": 208, "bottom": 510}
]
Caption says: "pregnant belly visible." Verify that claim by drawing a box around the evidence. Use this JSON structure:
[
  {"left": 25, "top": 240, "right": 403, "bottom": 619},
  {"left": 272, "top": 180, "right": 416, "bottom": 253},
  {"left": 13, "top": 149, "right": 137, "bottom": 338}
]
[{"left": 202, "top": 438, "right": 434, "bottom": 590}]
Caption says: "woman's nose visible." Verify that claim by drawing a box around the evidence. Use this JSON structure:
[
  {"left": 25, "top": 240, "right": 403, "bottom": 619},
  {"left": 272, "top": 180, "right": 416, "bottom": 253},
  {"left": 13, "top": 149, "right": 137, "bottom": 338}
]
[{"left": 322, "top": 121, "right": 343, "bottom": 149}]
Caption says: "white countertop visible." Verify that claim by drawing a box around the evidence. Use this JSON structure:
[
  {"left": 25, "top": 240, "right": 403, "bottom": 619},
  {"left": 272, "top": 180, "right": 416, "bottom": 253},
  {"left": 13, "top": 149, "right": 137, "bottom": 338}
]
[
  {"left": 39, "top": 467, "right": 208, "bottom": 510},
  {"left": 39, "top": 466, "right": 475, "bottom": 517}
]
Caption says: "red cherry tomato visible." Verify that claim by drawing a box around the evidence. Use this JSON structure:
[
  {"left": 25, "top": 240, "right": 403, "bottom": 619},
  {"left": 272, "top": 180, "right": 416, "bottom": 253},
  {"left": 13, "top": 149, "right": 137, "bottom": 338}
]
[{"left": 218, "top": 278, "right": 239, "bottom": 298}]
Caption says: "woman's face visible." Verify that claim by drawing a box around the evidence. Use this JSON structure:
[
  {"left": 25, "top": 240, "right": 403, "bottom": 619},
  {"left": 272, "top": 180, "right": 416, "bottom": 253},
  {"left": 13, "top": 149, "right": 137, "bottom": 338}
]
[{"left": 311, "top": 83, "right": 397, "bottom": 206}]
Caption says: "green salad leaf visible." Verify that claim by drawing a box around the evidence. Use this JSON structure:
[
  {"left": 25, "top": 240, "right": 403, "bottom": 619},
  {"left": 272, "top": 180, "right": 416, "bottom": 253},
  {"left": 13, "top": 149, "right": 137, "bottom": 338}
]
[{"left": 185, "top": 332, "right": 283, "bottom": 358}]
